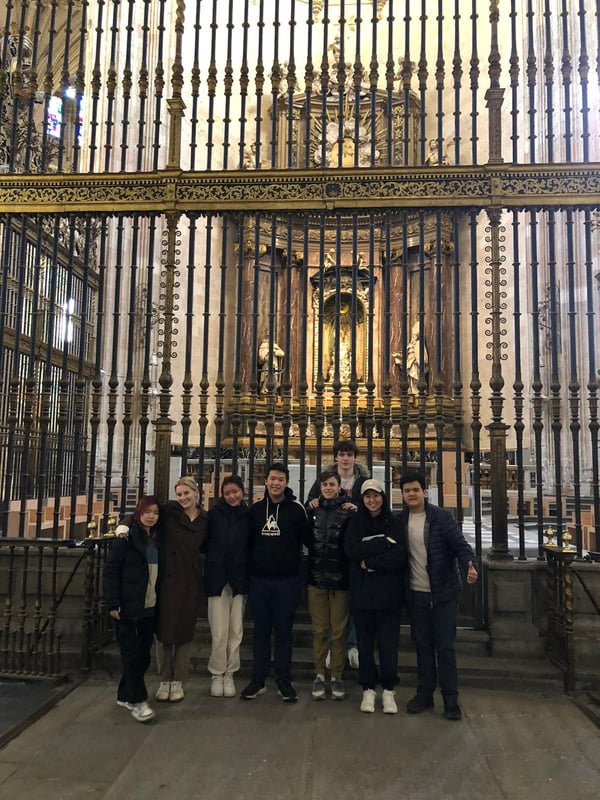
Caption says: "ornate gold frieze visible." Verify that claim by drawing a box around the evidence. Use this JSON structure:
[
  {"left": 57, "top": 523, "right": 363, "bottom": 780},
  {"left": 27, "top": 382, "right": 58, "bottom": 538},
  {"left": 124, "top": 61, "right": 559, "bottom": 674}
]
[{"left": 0, "top": 165, "right": 599, "bottom": 213}]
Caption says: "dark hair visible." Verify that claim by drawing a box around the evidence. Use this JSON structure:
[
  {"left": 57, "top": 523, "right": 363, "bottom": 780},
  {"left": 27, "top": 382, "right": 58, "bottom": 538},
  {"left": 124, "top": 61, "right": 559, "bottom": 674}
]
[
  {"left": 333, "top": 439, "right": 358, "bottom": 457},
  {"left": 221, "top": 474, "right": 245, "bottom": 494},
  {"left": 399, "top": 471, "right": 427, "bottom": 491},
  {"left": 319, "top": 468, "right": 341, "bottom": 485},
  {"left": 266, "top": 462, "right": 289, "bottom": 481},
  {"left": 132, "top": 495, "right": 160, "bottom": 523}
]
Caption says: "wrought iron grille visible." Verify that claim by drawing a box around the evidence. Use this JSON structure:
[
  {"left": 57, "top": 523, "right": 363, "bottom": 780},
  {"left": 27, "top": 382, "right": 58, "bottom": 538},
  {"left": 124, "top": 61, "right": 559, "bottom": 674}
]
[{"left": 0, "top": 1, "right": 599, "bottom": 587}]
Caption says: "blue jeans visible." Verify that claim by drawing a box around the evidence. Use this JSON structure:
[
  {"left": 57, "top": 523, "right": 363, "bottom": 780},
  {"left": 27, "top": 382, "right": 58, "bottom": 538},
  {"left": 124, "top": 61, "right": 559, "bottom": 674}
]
[
  {"left": 410, "top": 591, "right": 459, "bottom": 702},
  {"left": 248, "top": 574, "right": 300, "bottom": 682}
]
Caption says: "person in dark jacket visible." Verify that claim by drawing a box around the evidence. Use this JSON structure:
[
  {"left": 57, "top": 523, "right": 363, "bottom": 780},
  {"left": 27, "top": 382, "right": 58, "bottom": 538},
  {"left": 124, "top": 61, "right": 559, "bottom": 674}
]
[
  {"left": 306, "top": 469, "right": 355, "bottom": 702},
  {"left": 104, "top": 495, "right": 160, "bottom": 723},
  {"left": 240, "top": 463, "right": 310, "bottom": 703},
  {"left": 204, "top": 474, "right": 249, "bottom": 699},
  {"left": 153, "top": 476, "right": 207, "bottom": 703},
  {"left": 398, "top": 471, "right": 478, "bottom": 722},
  {"left": 307, "top": 439, "right": 369, "bottom": 669},
  {"left": 344, "top": 479, "right": 408, "bottom": 714}
]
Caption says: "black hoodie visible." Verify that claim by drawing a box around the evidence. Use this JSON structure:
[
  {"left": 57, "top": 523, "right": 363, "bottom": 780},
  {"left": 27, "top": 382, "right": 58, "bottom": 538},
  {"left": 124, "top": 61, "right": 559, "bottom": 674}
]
[{"left": 248, "top": 487, "right": 310, "bottom": 578}]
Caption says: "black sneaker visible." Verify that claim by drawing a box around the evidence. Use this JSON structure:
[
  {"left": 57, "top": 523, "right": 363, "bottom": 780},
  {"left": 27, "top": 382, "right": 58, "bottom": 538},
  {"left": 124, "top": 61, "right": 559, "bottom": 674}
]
[
  {"left": 277, "top": 678, "right": 298, "bottom": 702},
  {"left": 443, "top": 700, "right": 462, "bottom": 721},
  {"left": 406, "top": 694, "right": 434, "bottom": 714},
  {"left": 240, "top": 678, "right": 266, "bottom": 700}
]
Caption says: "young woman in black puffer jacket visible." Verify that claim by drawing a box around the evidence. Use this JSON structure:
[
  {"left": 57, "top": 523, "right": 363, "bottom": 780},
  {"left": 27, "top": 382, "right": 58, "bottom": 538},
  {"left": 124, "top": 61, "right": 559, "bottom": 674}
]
[
  {"left": 104, "top": 495, "right": 161, "bottom": 723},
  {"left": 344, "top": 479, "right": 408, "bottom": 715}
]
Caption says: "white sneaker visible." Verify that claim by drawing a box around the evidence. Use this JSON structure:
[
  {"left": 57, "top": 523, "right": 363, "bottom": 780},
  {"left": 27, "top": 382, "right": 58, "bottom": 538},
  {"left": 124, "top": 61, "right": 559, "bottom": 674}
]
[
  {"left": 169, "top": 681, "right": 184, "bottom": 702},
  {"left": 116, "top": 700, "right": 132, "bottom": 710},
  {"left": 382, "top": 689, "right": 398, "bottom": 714},
  {"left": 223, "top": 673, "right": 236, "bottom": 697},
  {"left": 131, "top": 701, "right": 155, "bottom": 723},
  {"left": 360, "top": 689, "right": 376, "bottom": 713},
  {"left": 155, "top": 682, "right": 171, "bottom": 702},
  {"left": 210, "top": 674, "right": 224, "bottom": 697},
  {"left": 348, "top": 648, "right": 359, "bottom": 670}
]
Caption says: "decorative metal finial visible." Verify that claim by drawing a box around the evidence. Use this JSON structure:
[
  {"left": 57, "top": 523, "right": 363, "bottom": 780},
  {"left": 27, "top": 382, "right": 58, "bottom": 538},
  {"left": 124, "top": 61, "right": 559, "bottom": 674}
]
[
  {"left": 105, "top": 516, "right": 117, "bottom": 537},
  {"left": 562, "top": 530, "right": 574, "bottom": 552},
  {"left": 87, "top": 520, "right": 98, "bottom": 539},
  {"left": 544, "top": 526, "right": 556, "bottom": 548}
]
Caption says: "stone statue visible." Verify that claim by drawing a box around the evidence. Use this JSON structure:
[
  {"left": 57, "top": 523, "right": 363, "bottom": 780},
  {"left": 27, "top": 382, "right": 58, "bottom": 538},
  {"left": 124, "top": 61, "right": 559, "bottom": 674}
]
[
  {"left": 392, "top": 323, "right": 429, "bottom": 397},
  {"left": 258, "top": 338, "right": 284, "bottom": 394}
]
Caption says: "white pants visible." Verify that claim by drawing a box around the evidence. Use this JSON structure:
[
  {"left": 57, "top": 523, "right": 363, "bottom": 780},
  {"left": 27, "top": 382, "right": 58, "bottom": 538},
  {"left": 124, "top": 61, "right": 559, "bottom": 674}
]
[{"left": 207, "top": 585, "right": 246, "bottom": 675}]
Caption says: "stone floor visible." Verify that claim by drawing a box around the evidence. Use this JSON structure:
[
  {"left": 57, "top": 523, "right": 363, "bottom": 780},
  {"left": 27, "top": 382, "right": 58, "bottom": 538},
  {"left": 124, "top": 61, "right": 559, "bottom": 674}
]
[{"left": 1, "top": 675, "right": 599, "bottom": 800}]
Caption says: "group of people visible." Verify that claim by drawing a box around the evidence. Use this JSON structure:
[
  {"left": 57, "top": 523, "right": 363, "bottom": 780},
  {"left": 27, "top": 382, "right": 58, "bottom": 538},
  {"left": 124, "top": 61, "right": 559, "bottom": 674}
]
[{"left": 103, "top": 440, "right": 478, "bottom": 724}]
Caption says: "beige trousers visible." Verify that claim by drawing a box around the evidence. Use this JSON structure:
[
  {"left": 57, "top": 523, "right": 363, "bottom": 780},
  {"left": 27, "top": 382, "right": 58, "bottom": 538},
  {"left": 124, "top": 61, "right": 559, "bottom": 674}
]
[
  {"left": 307, "top": 585, "right": 350, "bottom": 680},
  {"left": 207, "top": 584, "right": 246, "bottom": 675}
]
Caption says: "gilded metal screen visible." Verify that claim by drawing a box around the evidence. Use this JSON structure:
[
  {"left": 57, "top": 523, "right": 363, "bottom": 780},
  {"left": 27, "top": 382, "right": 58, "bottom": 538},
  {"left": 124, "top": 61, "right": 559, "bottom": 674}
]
[{"left": 1, "top": 0, "right": 599, "bottom": 581}]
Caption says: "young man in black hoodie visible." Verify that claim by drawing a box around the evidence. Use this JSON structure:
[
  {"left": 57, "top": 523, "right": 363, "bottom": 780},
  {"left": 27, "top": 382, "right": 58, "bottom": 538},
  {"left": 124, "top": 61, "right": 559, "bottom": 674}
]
[{"left": 241, "top": 463, "right": 310, "bottom": 702}]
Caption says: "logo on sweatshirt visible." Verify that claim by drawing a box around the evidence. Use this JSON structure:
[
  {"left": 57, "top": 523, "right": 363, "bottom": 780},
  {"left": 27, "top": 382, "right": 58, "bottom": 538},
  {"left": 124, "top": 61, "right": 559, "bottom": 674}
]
[{"left": 261, "top": 515, "right": 281, "bottom": 536}]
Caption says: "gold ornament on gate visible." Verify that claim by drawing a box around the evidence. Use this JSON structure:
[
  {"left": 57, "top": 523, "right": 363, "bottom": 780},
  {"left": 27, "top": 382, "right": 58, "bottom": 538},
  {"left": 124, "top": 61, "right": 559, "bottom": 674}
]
[
  {"left": 544, "top": 527, "right": 556, "bottom": 548},
  {"left": 105, "top": 516, "right": 117, "bottom": 537},
  {"left": 562, "top": 530, "right": 574, "bottom": 552},
  {"left": 87, "top": 521, "right": 98, "bottom": 539}
]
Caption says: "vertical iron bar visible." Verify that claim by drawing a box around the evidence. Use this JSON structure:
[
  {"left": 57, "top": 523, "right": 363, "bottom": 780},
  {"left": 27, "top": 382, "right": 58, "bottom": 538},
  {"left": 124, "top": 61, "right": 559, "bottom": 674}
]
[
  {"left": 576, "top": 0, "right": 591, "bottom": 162},
  {"left": 103, "top": 0, "right": 120, "bottom": 172},
  {"left": 198, "top": 214, "right": 215, "bottom": 502},
  {"left": 254, "top": 0, "right": 265, "bottom": 169},
  {"left": 222, "top": 0, "right": 234, "bottom": 170},
  {"left": 468, "top": 211, "right": 483, "bottom": 552},
  {"left": 238, "top": 0, "right": 250, "bottom": 169},
  {"left": 417, "top": 0, "right": 428, "bottom": 164},
  {"left": 547, "top": 212, "right": 564, "bottom": 543},
  {"left": 542, "top": 0, "right": 555, "bottom": 163},
  {"left": 451, "top": 0, "right": 462, "bottom": 165},
  {"left": 119, "top": 215, "right": 139, "bottom": 506},
  {"left": 583, "top": 210, "right": 600, "bottom": 551},
  {"left": 564, "top": 209, "right": 582, "bottom": 554},
  {"left": 469, "top": 0, "right": 480, "bottom": 164},
  {"left": 151, "top": 0, "right": 167, "bottom": 171},
  {"left": 269, "top": 0, "right": 281, "bottom": 168},
  {"left": 88, "top": 0, "right": 106, "bottom": 173},
  {"left": 119, "top": 0, "right": 135, "bottom": 172},
  {"left": 529, "top": 209, "right": 546, "bottom": 554},
  {"left": 526, "top": 0, "right": 537, "bottom": 163},
  {"left": 180, "top": 216, "right": 197, "bottom": 478},
  {"left": 509, "top": 0, "right": 520, "bottom": 164},
  {"left": 135, "top": 0, "right": 152, "bottom": 171},
  {"left": 511, "top": 210, "right": 527, "bottom": 560},
  {"left": 559, "top": 0, "right": 573, "bottom": 162}
]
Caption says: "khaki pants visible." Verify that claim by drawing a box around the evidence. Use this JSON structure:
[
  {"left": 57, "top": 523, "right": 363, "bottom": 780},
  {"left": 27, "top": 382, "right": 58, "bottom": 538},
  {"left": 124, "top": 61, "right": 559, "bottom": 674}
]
[
  {"left": 155, "top": 640, "right": 192, "bottom": 682},
  {"left": 207, "top": 584, "right": 246, "bottom": 675},
  {"left": 307, "top": 585, "right": 350, "bottom": 679}
]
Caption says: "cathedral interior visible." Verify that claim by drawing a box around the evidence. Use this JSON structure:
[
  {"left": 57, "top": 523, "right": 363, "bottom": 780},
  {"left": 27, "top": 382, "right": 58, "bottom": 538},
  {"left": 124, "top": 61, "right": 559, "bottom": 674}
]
[{"left": 0, "top": 0, "right": 599, "bottom": 566}]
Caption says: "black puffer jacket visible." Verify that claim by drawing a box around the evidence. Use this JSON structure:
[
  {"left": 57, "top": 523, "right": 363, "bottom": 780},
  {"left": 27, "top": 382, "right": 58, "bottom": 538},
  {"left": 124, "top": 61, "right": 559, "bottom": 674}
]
[
  {"left": 203, "top": 498, "right": 250, "bottom": 597},
  {"left": 103, "top": 518, "right": 158, "bottom": 620},
  {"left": 306, "top": 493, "right": 354, "bottom": 590},
  {"left": 344, "top": 499, "right": 407, "bottom": 611}
]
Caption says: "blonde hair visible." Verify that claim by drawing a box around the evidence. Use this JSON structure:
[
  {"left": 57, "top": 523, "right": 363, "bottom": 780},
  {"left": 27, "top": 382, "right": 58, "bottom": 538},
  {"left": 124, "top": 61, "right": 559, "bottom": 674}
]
[{"left": 174, "top": 476, "right": 199, "bottom": 493}]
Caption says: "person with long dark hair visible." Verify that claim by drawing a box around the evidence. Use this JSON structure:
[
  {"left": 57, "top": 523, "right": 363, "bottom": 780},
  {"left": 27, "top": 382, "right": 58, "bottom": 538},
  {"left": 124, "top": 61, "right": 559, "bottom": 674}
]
[
  {"left": 204, "top": 474, "right": 250, "bottom": 698},
  {"left": 344, "top": 479, "right": 408, "bottom": 714},
  {"left": 104, "top": 495, "right": 160, "bottom": 723}
]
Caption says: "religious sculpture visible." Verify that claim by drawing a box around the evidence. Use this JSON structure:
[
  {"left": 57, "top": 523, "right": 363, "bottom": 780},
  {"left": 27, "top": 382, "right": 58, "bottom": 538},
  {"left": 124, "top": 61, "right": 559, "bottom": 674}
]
[{"left": 258, "top": 339, "right": 284, "bottom": 394}]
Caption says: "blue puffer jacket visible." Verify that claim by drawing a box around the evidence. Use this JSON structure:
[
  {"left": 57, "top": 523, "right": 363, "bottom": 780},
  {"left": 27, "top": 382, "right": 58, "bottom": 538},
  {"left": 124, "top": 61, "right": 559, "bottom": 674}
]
[
  {"left": 397, "top": 501, "right": 477, "bottom": 604},
  {"left": 306, "top": 493, "right": 353, "bottom": 590}
]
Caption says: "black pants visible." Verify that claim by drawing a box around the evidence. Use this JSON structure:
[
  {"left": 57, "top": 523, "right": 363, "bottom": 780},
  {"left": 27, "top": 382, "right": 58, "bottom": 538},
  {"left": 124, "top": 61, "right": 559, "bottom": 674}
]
[
  {"left": 352, "top": 606, "right": 402, "bottom": 691},
  {"left": 115, "top": 616, "right": 155, "bottom": 704},
  {"left": 410, "top": 591, "right": 459, "bottom": 702},
  {"left": 248, "top": 575, "right": 300, "bottom": 682}
]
